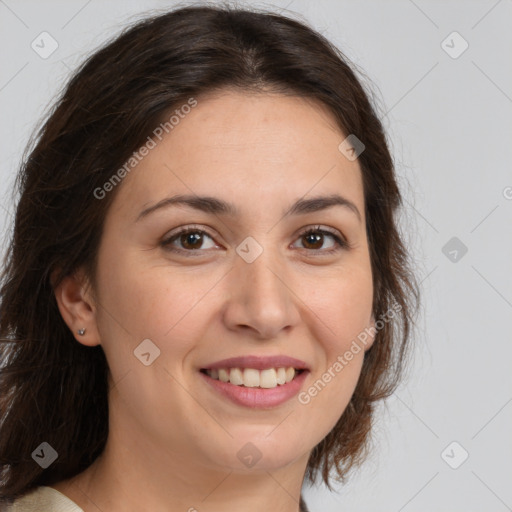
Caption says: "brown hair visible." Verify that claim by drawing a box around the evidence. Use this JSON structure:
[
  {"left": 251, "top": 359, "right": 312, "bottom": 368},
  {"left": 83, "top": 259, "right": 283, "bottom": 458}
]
[{"left": 0, "top": 3, "right": 419, "bottom": 501}]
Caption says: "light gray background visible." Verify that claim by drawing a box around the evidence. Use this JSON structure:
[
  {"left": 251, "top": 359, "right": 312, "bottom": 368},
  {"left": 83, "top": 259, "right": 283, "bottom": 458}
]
[{"left": 1, "top": 1, "right": 511, "bottom": 511}]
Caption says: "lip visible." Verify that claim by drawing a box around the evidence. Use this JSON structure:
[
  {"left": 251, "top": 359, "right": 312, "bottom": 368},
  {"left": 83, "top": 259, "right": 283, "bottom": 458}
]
[
  {"left": 200, "top": 355, "right": 310, "bottom": 371},
  {"left": 199, "top": 368, "right": 309, "bottom": 409}
]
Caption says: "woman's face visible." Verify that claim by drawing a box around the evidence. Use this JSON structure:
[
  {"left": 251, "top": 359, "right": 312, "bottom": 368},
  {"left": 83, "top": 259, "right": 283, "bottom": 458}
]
[{"left": 86, "top": 89, "right": 374, "bottom": 473}]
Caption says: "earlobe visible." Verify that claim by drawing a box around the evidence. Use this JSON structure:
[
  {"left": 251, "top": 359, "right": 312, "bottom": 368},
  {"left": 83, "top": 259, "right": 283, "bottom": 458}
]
[{"left": 52, "top": 267, "right": 101, "bottom": 347}]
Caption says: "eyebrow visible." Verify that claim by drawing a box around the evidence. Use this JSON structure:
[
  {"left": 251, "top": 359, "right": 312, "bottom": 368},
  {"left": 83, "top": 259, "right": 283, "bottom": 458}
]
[{"left": 135, "top": 193, "right": 362, "bottom": 223}]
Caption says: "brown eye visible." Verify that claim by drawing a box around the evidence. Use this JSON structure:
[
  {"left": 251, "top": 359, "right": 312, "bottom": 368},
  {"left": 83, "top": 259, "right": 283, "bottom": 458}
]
[
  {"left": 161, "top": 227, "right": 217, "bottom": 254},
  {"left": 293, "top": 226, "right": 348, "bottom": 254},
  {"left": 302, "top": 231, "right": 326, "bottom": 250},
  {"left": 179, "top": 231, "right": 204, "bottom": 250}
]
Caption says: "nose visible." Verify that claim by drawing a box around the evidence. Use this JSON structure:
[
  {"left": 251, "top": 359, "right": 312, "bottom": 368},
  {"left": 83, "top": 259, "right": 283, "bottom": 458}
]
[{"left": 222, "top": 245, "right": 301, "bottom": 340}]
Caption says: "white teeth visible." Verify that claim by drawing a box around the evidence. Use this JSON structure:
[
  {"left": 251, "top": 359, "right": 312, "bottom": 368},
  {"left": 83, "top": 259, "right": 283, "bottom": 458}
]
[
  {"left": 229, "top": 367, "right": 244, "bottom": 385},
  {"left": 205, "top": 366, "right": 300, "bottom": 388},
  {"left": 243, "top": 368, "right": 260, "bottom": 387},
  {"left": 260, "top": 368, "right": 277, "bottom": 388}
]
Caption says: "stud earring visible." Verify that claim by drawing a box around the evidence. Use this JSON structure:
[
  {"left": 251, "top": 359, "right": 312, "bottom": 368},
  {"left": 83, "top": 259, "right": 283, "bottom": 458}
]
[{"left": 77, "top": 328, "right": 86, "bottom": 336}]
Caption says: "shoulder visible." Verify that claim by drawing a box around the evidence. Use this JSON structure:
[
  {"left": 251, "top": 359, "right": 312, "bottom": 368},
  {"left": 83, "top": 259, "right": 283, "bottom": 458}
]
[{"left": 1, "top": 486, "right": 84, "bottom": 512}]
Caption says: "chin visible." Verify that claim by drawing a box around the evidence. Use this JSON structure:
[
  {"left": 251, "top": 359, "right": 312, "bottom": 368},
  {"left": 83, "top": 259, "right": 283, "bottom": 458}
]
[{"left": 203, "top": 429, "right": 311, "bottom": 473}]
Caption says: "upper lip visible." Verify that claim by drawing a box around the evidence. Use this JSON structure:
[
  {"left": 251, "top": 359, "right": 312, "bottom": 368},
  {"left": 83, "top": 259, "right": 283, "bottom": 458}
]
[{"left": 201, "top": 355, "right": 310, "bottom": 371}]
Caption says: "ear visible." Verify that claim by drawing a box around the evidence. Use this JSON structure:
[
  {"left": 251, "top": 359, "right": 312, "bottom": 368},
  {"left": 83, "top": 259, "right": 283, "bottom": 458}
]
[
  {"left": 363, "top": 313, "right": 377, "bottom": 352},
  {"left": 52, "top": 267, "right": 101, "bottom": 347}
]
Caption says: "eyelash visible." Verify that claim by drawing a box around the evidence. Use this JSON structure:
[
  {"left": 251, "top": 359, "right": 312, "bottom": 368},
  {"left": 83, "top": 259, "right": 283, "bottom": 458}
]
[{"left": 160, "top": 224, "right": 350, "bottom": 257}]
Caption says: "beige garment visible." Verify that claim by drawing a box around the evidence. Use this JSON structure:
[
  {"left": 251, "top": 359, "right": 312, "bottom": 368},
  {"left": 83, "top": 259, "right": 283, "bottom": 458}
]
[
  {"left": 2, "top": 486, "right": 311, "bottom": 512},
  {"left": 2, "top": 486, "right": 83, "bottom": 512}
]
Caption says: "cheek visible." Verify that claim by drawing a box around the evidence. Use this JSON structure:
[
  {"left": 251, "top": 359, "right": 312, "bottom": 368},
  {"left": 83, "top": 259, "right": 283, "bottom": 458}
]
[
  {"left": 296, "top": 262, "right": 372, "bottom": 410},
  {"left": 93, "top": 249, "right": 219, "bottom": 365},
  {"left": 306, "top": 264, "right": 373, "bottom": 353},
  {"left": 295, "top": 327, "right": 366, "bottom": 454},
  {"left": 295, "top": 274, "right": 371, "bottom": 444}
]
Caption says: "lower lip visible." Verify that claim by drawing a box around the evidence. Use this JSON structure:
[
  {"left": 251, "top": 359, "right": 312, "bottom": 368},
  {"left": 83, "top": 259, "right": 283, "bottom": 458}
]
[{"left": 199, "top": 370, "right": 309, "bottom": 409}]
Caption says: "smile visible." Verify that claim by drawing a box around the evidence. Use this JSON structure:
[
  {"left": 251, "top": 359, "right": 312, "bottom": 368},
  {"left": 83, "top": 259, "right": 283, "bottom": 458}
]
[
  {"left": 199, "top": 367, "right": 309, "bottom": 409},
  {"left": 201, "top": 367, "right": 304, "bottom": 389}
]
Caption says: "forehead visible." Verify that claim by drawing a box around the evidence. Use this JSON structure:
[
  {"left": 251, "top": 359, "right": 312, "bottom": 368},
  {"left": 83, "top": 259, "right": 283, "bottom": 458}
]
[{"left": 110, "top": 90, "right": 365, "bottom": 221}]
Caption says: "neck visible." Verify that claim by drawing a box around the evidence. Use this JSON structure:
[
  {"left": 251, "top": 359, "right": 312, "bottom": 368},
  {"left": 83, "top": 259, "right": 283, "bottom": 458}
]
[{"left": 53, "top": 416, "right": 310, "bottom": 512}]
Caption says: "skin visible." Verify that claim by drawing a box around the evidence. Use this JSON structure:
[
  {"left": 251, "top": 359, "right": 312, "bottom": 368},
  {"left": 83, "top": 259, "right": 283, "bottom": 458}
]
[{"left": 53, "top": 89, "right": 375, "bottom": 512}]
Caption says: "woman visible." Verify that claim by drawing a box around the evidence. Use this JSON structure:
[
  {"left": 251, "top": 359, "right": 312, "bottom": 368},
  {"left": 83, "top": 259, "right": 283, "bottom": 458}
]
[{"left": 0, "top": 5, "right": 419, "bottom": 511}]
